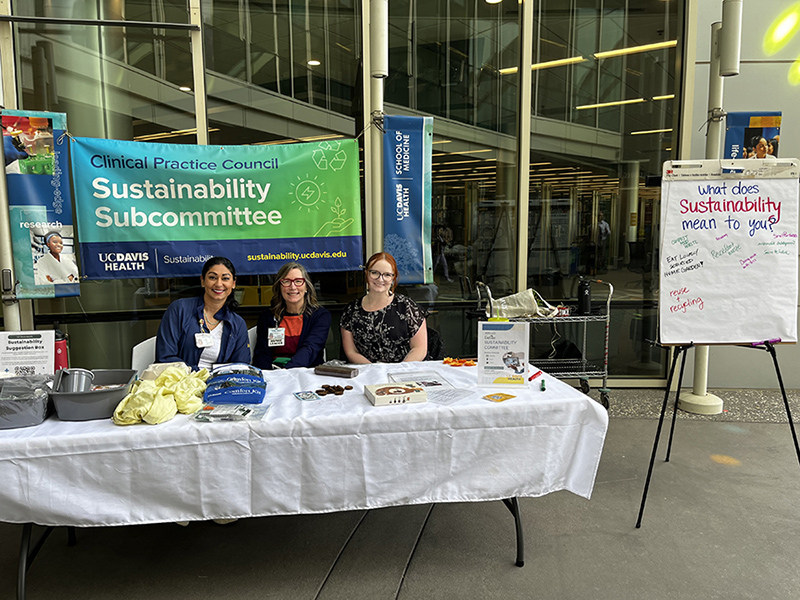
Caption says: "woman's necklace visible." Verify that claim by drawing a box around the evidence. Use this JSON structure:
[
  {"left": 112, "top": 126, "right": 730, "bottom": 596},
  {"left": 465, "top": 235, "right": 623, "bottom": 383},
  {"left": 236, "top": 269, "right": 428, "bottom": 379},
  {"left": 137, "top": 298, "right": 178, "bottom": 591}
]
[
  {"left": 203, "top": 308, "right": 220, "bottom": 331},
  {"left": 363, "top": 292, "right": 392, "bottom": 312}
]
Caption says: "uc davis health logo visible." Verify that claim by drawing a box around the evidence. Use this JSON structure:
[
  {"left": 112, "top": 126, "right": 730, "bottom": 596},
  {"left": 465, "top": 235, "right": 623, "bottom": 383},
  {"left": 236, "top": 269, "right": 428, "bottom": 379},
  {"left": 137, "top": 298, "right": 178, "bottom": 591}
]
[{"left": 98, "top": 251, "right": 149, "bottom": 272}]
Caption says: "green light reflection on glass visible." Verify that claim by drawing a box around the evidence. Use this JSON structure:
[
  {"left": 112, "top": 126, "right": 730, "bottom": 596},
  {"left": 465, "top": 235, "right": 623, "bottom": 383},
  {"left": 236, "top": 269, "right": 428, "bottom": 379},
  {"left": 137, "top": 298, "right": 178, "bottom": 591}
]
[
  {"left": 789, "top": 55, "right": 800, "bottom": 85},
  {"left": 763, "top": 2, "right": 800, "bottom": 56}
]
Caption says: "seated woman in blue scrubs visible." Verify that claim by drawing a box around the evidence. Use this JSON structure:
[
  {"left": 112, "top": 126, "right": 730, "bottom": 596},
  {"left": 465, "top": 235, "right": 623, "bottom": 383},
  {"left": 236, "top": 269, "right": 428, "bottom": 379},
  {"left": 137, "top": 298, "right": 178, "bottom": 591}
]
[
  {"left": 253, "top": 262, "right": 331, "bottom": 369},
  {"left": 156, "top": 256, "right": 251, "bottom": 370}
]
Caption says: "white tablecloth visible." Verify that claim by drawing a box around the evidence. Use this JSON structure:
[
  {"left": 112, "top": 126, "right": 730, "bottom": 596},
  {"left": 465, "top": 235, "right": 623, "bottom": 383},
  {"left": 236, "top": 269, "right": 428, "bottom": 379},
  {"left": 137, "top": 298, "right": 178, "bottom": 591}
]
[{"left": 0, "top": 363, "right": 608, "bottom": 527}]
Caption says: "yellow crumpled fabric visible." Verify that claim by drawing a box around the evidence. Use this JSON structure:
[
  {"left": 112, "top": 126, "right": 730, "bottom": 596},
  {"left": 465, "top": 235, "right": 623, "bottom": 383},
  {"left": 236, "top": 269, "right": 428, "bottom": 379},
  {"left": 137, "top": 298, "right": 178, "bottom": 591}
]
[{"left": 113, "top": 366, "right": 209, "bottom": 425}]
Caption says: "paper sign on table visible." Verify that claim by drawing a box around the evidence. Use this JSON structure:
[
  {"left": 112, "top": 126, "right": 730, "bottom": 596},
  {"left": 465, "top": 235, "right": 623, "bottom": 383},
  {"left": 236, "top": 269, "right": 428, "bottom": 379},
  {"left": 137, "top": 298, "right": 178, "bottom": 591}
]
[{"left": 477, "top": 321, "right": 529, "bottom": 386}]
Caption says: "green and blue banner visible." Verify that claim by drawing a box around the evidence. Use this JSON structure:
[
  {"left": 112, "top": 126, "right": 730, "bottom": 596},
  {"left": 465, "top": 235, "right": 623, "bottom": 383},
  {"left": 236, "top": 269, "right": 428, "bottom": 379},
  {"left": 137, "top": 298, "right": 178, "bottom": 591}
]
[
  {"left": 71, "top": 137, "right": 362, "bottom": 278},
  {"left": 383, "top": 115, "right": 433, "bottom": 284},
  {"left": 2, "top": 110, "right": 80, "bottom": 298}
]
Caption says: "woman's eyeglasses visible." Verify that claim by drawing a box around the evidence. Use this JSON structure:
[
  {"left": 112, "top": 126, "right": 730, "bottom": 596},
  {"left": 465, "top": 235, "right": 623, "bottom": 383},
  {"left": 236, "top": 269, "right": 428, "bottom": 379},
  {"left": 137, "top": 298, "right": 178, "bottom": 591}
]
[
  {"left": 367, "top": 270, "right": 395, "bottom": 281},
  {"left": 279, "top": 278, "right": 306, "bottom": 287}
]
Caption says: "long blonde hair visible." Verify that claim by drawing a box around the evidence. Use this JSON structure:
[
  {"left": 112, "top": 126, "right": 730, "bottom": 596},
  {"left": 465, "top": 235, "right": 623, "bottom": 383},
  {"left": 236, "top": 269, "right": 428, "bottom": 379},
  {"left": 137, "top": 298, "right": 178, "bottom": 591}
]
[{"left": 270, "top": 262, "right": 320, "bottom": 322}]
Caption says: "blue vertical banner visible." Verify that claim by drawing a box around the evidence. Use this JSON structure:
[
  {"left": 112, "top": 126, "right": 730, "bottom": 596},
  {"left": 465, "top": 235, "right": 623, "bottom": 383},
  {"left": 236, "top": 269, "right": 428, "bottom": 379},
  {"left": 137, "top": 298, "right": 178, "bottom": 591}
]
[
  {"left": 724, "top": 112, "right": 781, "bottom": 159},
  {"left": 2, "top": 110, "right": 79, "bottom": 298},
  {"left": 383, "top": 115, "right": 433, "bottom": 284}
]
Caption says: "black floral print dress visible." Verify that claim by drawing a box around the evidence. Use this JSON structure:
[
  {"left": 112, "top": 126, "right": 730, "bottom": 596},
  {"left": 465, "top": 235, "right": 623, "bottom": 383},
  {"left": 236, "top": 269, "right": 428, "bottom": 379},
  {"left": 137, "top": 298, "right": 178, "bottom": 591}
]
[{"left": 340, "top": 294, "right": 426, "bottom": 363}]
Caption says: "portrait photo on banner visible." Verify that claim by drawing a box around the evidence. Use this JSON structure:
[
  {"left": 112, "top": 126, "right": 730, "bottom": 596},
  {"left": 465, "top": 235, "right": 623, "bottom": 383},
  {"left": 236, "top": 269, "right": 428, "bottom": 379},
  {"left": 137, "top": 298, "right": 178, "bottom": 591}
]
[
  {"left": 724, "top": 111, "right": 781, "bottom": 160},
  {"left": 2, "top": 109, "right": 80, "bottom": 299}
]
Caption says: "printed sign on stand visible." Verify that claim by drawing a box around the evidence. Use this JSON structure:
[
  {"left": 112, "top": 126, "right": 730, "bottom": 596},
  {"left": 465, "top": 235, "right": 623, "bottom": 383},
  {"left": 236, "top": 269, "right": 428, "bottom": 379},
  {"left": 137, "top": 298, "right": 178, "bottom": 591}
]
[
  {"left": 724, "top": 112, "right": 781, "bottom": 159},
  {"left": 477, "top": 321, "right": 530, "bottom": 386}
]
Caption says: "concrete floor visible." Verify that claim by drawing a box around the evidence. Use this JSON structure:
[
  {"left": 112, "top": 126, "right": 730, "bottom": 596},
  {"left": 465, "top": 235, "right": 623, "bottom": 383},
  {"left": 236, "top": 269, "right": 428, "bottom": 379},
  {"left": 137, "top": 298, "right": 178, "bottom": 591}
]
[{"left": 3, "top": 388, "right": 800, "bottom": 600}]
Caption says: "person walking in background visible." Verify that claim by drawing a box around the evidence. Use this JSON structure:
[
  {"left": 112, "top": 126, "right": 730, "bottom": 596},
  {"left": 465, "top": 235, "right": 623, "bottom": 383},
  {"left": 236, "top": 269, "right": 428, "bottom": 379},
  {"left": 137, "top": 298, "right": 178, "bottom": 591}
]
[
  {"left": 433, "top": 225, "right": 454, "bottom": 283},
  {"left": 597, "top": 212, "right": 611, "bottom": 273}
]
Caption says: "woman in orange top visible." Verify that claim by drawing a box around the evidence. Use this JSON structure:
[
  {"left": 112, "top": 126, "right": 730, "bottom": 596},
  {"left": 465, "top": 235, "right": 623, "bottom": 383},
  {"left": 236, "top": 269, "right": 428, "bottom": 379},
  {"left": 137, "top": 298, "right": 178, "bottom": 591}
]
[{"left": 253, "top": 262, "right": 331, "bottom": 369}]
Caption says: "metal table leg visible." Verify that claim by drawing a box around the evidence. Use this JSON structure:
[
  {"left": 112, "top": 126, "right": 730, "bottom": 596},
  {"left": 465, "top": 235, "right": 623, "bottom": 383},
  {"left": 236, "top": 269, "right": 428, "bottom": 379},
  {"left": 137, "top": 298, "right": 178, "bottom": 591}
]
[
  {"left": 17, "top": 524, "right": 77, "bottom": 600},
  {"left": 502, "top": 497, "right": 525, "bottom": 567}
]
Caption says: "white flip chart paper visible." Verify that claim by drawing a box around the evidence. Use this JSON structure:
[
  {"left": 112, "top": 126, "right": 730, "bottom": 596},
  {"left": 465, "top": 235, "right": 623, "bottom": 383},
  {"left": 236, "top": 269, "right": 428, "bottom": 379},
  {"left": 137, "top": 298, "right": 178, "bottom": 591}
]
[{"left": 659, "top": 160, "right": 799, "bottom": 345}]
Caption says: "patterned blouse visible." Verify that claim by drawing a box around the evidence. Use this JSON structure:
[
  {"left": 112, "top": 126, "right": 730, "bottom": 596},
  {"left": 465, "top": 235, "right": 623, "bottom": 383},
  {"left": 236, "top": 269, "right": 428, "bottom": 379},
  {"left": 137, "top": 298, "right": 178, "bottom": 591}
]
[{"left": 340, "top": 294, "right": 426, "bottom": 363}]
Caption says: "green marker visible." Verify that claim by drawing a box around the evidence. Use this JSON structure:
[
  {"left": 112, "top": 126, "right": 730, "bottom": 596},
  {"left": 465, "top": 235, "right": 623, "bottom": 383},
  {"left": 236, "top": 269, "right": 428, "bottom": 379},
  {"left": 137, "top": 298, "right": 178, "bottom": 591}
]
[{"left": 540, "top": 379, "right": 546, "bottom": 392}]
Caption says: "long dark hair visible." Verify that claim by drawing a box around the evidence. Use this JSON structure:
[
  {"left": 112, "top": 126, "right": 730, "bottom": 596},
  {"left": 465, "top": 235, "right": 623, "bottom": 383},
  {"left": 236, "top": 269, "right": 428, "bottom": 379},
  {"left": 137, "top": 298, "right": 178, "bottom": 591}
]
[
  {"left": 270, "top": 262, "right": 320, "bottom": 322},
  {"left": 201, "top": 256, "right": 239, "bottom": 310}
]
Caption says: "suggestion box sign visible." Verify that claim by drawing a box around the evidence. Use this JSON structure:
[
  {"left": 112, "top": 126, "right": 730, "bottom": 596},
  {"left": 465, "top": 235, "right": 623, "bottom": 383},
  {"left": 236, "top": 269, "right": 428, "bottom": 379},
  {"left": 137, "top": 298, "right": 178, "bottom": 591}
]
[{"left": 71, "top": 137, "right": 362, "bottom": 278}]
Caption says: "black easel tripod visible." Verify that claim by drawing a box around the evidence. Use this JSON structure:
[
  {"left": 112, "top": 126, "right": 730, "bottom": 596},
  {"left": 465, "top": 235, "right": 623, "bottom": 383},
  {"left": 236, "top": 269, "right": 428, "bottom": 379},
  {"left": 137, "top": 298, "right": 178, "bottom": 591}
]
[{"left": 635, "top": 340, "right": 800, "bottom": 528}]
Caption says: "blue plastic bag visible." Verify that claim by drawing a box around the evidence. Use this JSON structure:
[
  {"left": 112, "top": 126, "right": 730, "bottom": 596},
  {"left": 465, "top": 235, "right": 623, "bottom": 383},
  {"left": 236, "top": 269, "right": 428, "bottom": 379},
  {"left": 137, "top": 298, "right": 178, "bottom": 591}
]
[{"left": 203, "top": 373, "right": 267, "bottom": 404}]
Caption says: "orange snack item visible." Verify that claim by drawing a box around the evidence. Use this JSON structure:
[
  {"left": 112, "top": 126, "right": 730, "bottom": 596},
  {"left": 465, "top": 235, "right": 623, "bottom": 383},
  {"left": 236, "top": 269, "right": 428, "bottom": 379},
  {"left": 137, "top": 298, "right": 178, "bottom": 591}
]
[{"left": 443, "top": 357, "right": 476, "bottom": 367}]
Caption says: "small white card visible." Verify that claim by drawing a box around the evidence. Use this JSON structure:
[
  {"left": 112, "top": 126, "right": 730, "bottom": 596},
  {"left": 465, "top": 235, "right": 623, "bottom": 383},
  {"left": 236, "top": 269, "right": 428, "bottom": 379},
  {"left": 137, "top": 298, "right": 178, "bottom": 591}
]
[
  {"left": 195, "top": 332, "right": 213, "bottom": 348},
  {"left": 388, "top": 371, "right": 453, "bottom": 389},
  {"left": 268, "top": 327, "right": 285, "bottom": 347}
]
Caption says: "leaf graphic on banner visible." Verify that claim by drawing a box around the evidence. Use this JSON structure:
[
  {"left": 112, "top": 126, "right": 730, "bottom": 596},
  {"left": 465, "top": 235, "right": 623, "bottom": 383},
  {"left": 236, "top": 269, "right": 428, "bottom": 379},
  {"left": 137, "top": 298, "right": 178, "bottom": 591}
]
[
  {"left": 314, "top": 197, "right": 353, "bottom": 236},
  {"left": 332, "top": 198, "right": 346, "bottom": 218}
]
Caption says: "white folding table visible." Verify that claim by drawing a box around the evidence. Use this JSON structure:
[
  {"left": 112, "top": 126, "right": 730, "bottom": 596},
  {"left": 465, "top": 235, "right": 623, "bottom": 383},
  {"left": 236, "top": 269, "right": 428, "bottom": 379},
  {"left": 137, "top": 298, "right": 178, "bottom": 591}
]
[{"left": 0, "top": 362, "right": 608, "bottom": 597}]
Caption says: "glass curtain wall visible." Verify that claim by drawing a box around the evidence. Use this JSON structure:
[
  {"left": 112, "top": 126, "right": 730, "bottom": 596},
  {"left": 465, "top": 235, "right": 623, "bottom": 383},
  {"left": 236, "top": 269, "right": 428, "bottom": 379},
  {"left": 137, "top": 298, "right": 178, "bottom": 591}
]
[
  {"left": 11, "top": 1, "right": 200, "bottom": 367},
  {"left": 386, "top": 0, "right": 521, "bottom": 293},
  {"left": 384, "top": 0, "right": 522, "bottom": 352},
  {"left": 386, "top": 0, "right": 518, "bottom": 134},
  {"left": 526, "top": 0, "right": 678, "bottom": 376},
  {"left": 9, "top": 1, "right": 365, "bottom": 369},
  {"left": 6, "top": 0, "right": 682, "bottom": 378},
  {"left": 203, "top": 0, "right": 360, "bottom": 116}
]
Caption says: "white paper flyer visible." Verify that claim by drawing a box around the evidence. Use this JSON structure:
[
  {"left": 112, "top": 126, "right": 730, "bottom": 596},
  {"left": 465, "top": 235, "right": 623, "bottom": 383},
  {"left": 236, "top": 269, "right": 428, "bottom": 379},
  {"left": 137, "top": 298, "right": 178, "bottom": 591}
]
[
  {"left": 477, "top": 321, "right": 529, "bottom": 386},
  {"left": 0, "top": 330, "right": 55, "bottom": 378}
]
